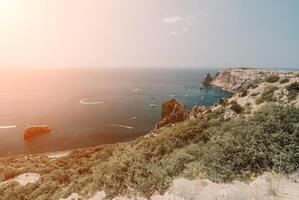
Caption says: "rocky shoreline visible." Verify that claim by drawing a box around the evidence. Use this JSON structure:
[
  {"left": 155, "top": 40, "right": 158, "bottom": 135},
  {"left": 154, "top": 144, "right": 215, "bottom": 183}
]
[
  {"left": 155, "top": 68, "right": 299, "bottom": 129},
  {"left": 203, "top": 68, "right": 297, "bottom": 92}
]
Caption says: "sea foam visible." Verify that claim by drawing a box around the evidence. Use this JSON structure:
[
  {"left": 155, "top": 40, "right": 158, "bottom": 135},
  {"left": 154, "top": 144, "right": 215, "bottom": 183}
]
[
  {"left": 80, "top": 98, "right": 104, "bottom": 105},
  {"left": 0, "top": 125, "right": 17, "bottom": 129},
  {"left": 107, "top": 124, "right": 134, "bottom": 130}
]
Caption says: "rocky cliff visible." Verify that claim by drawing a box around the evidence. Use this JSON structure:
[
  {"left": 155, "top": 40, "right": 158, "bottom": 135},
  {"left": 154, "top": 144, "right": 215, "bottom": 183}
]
[
  {"left": 155, "top": 99, "right": 189, "bottom": 129},
  {"left": 206, "top": 68, "right": 295, "bottom": 92}
]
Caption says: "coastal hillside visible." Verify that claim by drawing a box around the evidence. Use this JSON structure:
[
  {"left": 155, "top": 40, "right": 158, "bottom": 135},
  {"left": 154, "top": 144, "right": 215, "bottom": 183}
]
[{"left": 0, "top": 68, "right": 298, "bottom": 200}]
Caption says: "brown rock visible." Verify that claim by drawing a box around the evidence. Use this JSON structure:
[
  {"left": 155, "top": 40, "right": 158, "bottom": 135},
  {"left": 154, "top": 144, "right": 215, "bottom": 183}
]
[
  {"left": 202, "top": 73, "right": 213, "bottom": 86},
  {"left": 156, "top": 99, "right": 189, "bottom": 129},
  {"left": 23, "top": 125, "right": 51, "bottom": 140},
  {"left": 190, "top": 105, "right": 207, "bottom": 118}
]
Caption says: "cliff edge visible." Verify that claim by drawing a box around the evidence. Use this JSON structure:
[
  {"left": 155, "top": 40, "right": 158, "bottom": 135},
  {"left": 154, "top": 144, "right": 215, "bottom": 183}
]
[{"left": 205, "top": 68, "right": 296, "bottom": 92}]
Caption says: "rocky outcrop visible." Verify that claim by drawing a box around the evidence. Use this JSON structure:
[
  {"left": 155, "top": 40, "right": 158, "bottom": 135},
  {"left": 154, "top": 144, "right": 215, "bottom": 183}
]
[
  {"left": 205, "top": 68, "right": 296, "bottom": 93},
  {"left": 23, "top": 125, "right": 51, "bottom": 140},
  {"left": 202, "top": 73, "right": 213, "bottom": 86},
  {"left": 190, "top": 105, "right": 208, "bottom": 118},
  {"left": 155, "top": 99, "right": 189, "bottom": 129}
]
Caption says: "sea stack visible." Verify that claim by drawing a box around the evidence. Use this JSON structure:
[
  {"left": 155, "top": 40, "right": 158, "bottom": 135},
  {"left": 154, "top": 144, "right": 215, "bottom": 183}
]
[
  {"left": 23, "top": 125, "right": 51, "bottom": 140},
  {"left": 155, "top": 99, "right": 189, "bottom": 129},
  {"left": 202, "top": 73, "right": 213, "bottom": 86}
]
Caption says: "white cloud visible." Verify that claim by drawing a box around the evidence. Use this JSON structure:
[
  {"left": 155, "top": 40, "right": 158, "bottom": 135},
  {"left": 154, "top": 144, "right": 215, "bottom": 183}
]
[{"left": 162, "top": 16, "right": 182, "bottom": 24}]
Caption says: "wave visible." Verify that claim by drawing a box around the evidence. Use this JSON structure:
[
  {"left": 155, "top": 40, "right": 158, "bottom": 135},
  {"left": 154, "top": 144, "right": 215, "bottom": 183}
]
[
  {"left": 128, "top": 117, "right": 137, "bottom": 121},
  {"left": 0, "top": 125, "right": 17, "bottom": 129},
  {"left": 132, "top": 88, "right": 141, "bottom": 92},
  {"left": 80, "top": 98, "right": 104, "bottom": 105},
  {"left": 149, "top": 104, "right": 159, "bottom": 107},
  {"left": 107, "top": 124, "right": 134, "bottom": 130}
]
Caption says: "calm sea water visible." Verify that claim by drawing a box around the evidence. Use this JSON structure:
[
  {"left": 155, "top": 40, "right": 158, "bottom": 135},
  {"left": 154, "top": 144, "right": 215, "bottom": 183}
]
[{"left": 0, "top": 68, "right": 232, "bottom": 156}]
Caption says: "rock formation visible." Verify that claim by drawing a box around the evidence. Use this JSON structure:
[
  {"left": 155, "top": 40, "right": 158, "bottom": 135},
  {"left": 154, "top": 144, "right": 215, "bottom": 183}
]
[
  {"left": 23, "top": 125, "right": 51, "bottom": 140},
  {"left": 202, "top": 73, "right": 213, "bottom": 86},
  {"left": 155, "top": 99, "right": 189, "bottom": 129},
  {"left": 204, "top": 68, "right": 296, "bottom": 92},
  {"left": 190, "top": 105, "right": 207, "bottom": 118}
]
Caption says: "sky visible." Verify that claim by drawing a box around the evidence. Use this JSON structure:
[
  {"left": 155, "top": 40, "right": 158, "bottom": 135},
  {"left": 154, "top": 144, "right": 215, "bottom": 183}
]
[{"left": 0, "top": 0, "right": 298, "bottom": 69}]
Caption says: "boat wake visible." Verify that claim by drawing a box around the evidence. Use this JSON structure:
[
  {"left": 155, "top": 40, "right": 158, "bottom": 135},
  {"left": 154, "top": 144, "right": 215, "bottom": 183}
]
[
  {"left": 132, "top": 88, "right": 141, "bottom": 92},
  {"left": 107, "top": 124, "right": 134, "bottom": 130},
  {"left": 0, "top": 125, "right": 17, "bottom": 129},
  {"left": 128, "top": 117, "right": 137, "bottom": 121},
  {"left": 80, "top": 98, "right": 104, "bottom": 105}
]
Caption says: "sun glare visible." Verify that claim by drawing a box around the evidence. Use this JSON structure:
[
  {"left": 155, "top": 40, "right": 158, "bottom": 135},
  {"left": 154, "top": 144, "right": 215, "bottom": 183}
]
[{"left": 0, "top": 0, "right": 13, "bottom": 14}]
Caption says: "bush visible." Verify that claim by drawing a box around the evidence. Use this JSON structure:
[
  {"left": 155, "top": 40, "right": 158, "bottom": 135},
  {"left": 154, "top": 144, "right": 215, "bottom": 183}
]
[
  {"left": 250, "top": 92, "right": 260, "bottom": 97},
  {"left": 256, "top": 86, "right": 278, "bottom": 104},
  {"left": 251, "top": 84, "right": 259, "bottom": 89},
  {"left": 279, "top": 78, "right": 289, "bottom": 84},
  {"left": 201, "top": 105, "right": 299, "bottom": 181},
  {"left": 239, "top": 90, "right": 247, "bottom": 97},
  {"left": 230, "top": 101, "right": 243, "bottom": 114},
  {"left": 286, "top": 82, "right": 299, "bottom": 101},
  {"left": 265, "top": 75, "right": 280, "bottom": 83}
]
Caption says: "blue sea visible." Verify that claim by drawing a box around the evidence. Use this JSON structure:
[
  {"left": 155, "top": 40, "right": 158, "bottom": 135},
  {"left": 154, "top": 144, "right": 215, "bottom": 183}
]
[{"left": 0, "top": 68, "right": 232, "bottom": 155}]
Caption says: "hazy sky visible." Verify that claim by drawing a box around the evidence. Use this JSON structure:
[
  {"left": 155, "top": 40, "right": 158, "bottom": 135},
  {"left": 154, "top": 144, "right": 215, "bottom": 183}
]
[{"left": 0, "top": 0, "right": 298, "bottom": 69}]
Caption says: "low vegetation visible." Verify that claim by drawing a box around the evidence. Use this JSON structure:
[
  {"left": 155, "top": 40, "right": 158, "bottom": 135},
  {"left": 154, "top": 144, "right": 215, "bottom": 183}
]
[
  {"left": 256, "top": 86, "right": 279, "bottom": 104},
  {"left": 230, "top": 100, "right": 243, "bottom": 114},
  {"left": 279, "top": 78, "right": 289, "bottom": 84},
  {"left": 239, "top": 90, "right": 248, "bottom": 97},
  {"left": 0, "top": 104, "right": 298, "bottom": 199},
  {"left": 265, "top": 75, "right": 280, "bottom": 83},
  {"left": 286, "top": 82, "right": 299, "bottom": 101}
]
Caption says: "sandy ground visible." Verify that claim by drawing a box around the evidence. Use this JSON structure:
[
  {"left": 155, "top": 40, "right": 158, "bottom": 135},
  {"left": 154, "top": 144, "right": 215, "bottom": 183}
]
[
  {"left": 60, "top": 173, "right": 299, "bottom": 200},
  {"left": 0, "top": 172, "right": 41, "bottom": 186}
]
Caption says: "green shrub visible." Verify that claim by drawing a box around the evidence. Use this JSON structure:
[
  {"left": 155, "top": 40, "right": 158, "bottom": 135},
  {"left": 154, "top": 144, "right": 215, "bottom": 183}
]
[
  {"left": 230, "top": 101, "right": 243, "bottom": 114},
  {"left": 265, "top": 75, "right": 280, "bottom": 83},
  {"left": 251, "top": 84, "right": 259, "bottom": 89},
  {"left": 286, "top": 82, "right": 299, "bottom": 101},
  {"left": 256, "top": 86, "right": 278, "bottom": 104},
  {"left": 279, "top": 78, "right": 289, "bottom": 84},
  {"left": 239, "top": 90, "right": 248, "bottom": 97},
  {"left": 250, "top": 92, "right": 260, "bottom": 97},
  {"left": 201, "top": 105, "right": 299, "bottom": 182}
]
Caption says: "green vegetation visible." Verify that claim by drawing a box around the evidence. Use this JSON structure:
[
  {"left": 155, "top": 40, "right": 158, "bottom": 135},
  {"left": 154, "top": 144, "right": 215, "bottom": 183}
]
[
  {"left": 250, "top": 92, "right": 260, "bottom": 97},
  {"left": 201, "top": 105, "right": 299, "bottom": 181},
  {"left": 239, "top": 90, "right": 248, "bottom": 97},
  {"left": 250, "top": 84, "right": 259, "bottom": 89},
  {"left": 279, "top": 78, "right": 289, "bottom": 84},
  {"left": 286, "top": 82, "right": 299, "bottom": 101},
  {"left": 1, "top": 104, "right": 298, "bottom": 200},
  {"left": 256, "top": 86, "right": 279, "bottom": 104},
  {"left": 265, "top": 75, "right": 280, "bottom": 83},
  {"left": 230, "top": 100, "right": 243, "bottom": 114}
]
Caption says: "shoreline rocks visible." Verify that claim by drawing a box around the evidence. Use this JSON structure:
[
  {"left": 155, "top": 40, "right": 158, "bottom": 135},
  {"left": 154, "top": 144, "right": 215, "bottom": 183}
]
[
  {"left": 23, "top": 125, "right": 51, "bottom": 140},
  {"left": 155, "top": 99, "right": 189, "bottom": 129},
  {"left": 204, "top": 68, "right": 296, "bottom": 93},
  {"left": 202, "top": 73, "right": 213, "bottom": 86}
]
